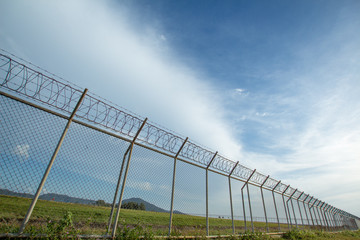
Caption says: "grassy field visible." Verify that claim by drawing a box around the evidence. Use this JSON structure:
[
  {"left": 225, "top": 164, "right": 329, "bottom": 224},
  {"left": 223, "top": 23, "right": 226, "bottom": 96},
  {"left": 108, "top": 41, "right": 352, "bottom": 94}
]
[{"left": 1, "top": 195, "right": 358, "bottom": 239}]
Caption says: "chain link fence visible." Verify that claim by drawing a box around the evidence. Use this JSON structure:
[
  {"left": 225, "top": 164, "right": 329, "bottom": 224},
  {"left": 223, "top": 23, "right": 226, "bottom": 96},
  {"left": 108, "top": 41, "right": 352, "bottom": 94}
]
[{"left": 1, "top": 52, "right": 359, "bottom": 238}]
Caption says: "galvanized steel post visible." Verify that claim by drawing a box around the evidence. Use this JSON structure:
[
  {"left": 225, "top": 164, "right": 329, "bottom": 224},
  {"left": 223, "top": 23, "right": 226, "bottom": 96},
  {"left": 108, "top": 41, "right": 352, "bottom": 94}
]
[
  {"left": 260, "top": 175, "right": 270, "bottom": 232},
  {"left": 241, "top": 169, "right": 256, "bottom": 233},
  {"left": 310, "top": 199, "right": 319, "bottom": 229},
  {"left": 324, "top": 204, "right": 332, "bottom": 231},
  {"left": 315, "top": 201, "right": 324, "bottom": 230},
  {"left": 107, "top": 146, "right": 131, "bottom": 234},
  {"left": 206, "top": 151, "right": 218, "bottom": 236},
  {"left": 307, "top": 196, "right": 315, "bottom": 227},
  {"left": 168, "top": 137, "right": 189, "bottom": 236},
  {"left": 331, "top": 207, "right": 338, "bottom": 230},
  {"left": 330, "top": 206, "right": 337, "bottom": 230},
  {"left": 332, "top": 207, "right": 339, "bottom": 230},
  {"left": 229, "top": 161, "right": 239, "bottom": 234},
  {"left": 281, "top": 185, "right": 291, "bottom": 230},
  {"left": 296, "top": 192, "right": 305, "bottom": 228},
  {"left": 272, "top": 180, "right": 282, "bottom": 232},
  {"left": 111, "top": 118, "right": 148, "bottom": 238},
  {"left": 319, "top": 202, "right": 329, "bottom": 231},
  {"left": 302, "top": 194, "right": 311, "bottom": 227},
  {"left": 286, "top": 188, "right": 298, "bottom": 228},
  {"left": 331, "top": 207, "right": 340, "bottom": 230},
  {"left": 328, "top": 207, "right": 335, "bottom": 229},
  {"left": 19, "top": 88, "right": 88, "bottom": 234},
  {"left": 324, "top": 205, "right": 333, "bottom": 230},
  {"left": 310, "top": 199, "right": 320, "bottom": 229}
]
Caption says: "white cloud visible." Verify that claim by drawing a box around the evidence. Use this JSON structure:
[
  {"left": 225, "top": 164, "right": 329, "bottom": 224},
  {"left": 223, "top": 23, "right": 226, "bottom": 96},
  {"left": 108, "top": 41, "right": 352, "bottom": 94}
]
[
  {"left": 128, "top": 180, "right": 152, "bottom": 191},
  {"left": 13, "top": 144, "right": 30, "bottom": 160},
  {"left": 160, "top": 34, "right": 167, "bottom": 41},
  {"left": 1, "top": 0, "right": 359, "bottom": 218},
  {"left": 232, "top": 32, "right": 360, "bottom": 216},
  {"left": 0, "top": 0, "right": 242, "bottom": 161},
  {"left": 235, "top": 88, "right": 245, "bottom": 93}
]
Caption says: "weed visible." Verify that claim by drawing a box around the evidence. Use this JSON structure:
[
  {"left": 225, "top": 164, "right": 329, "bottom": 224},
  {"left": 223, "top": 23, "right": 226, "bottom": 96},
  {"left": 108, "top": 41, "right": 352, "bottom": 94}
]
[
  {"left": 115, "top": 220, "right": 155, "bottom": 240},
  {"left": 282, "top": 229, "right": 316, "bottom": 239},
  {"left": 239, "top": 231, "right": 270, "bottom": 240}
]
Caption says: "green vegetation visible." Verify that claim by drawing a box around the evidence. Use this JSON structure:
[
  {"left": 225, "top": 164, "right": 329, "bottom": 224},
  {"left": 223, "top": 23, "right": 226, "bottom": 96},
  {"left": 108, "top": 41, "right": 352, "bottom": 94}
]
[
  {"left": 281, "top": 228, "right": 360, "bottom": 240},
  {"left": 1, "top": 195, "right": 359, "bottom": 239},
  {"left": 121, "top": 202, "right": 146, "bottom": 211}
]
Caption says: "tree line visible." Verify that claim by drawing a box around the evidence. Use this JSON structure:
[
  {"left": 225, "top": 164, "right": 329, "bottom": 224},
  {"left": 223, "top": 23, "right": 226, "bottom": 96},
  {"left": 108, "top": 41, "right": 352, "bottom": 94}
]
[{"left": 95, "top": 200, "right": 145, "bottom": 210}]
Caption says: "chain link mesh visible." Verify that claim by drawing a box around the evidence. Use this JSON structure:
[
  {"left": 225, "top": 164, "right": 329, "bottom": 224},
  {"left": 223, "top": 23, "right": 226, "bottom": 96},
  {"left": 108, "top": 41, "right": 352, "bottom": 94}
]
[{"left": 1, "top": 52, "right": 358, "bottom": 237}]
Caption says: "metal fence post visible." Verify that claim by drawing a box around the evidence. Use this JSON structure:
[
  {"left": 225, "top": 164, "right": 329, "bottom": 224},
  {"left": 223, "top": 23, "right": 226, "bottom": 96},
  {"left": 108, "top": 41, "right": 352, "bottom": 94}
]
[
  {"left": 310, "top": 200, "right": 319, "bottom": 229},
  {"left": 107, "top": 146, "right": 130, "bottom": 234},
  {"left": 246, "top": 184, "right": 254, "bottom": 233},
  {"left": 319, "top": 202, "right": 328, "bottom": 231},
  {"left": 330, "top": 206, "right": 338, "bottom": 230},
  {"left": 321, "top": 202, "right": 329, "bottom": 231},
  {"left": 228, "top": 161, "right": 239, "bottom": 234},
  {"left": 241, "top": 181, "right": 247, "bottom": 232},
  {"left": 168, "top": 137, "right": 189, "bottom": 236},
  {"left": 260, "top": 175, "right": 270, "bottom": 232},
  {"left": 328, "top": 207, "right": 334, "bottom": 229},
  {"left": 332, "top": 207, "right": 339, "bottom": 230},
  {"left": 329, "top": 207, "right": 335, "bottom": 230},
  {"left": 286, "top": 188, "right": 298, "bottom": 228},
  {"left": 336, "top": 208, "right": 342, "bottom": 230},
  {"left": 322, "top": 206, "right": 329, "bottom": 230},
  {"left": 243, "top": 169, "right": 256, "bottom": 233},
  {"left": 19, "top": 88, "right": 88, "bottom": 234},
  {"left": 330, "top": 206, "right": 337, "bottom": 230},
  {"left": 324, "top": 205, "right": 332, "bottom": 230},
  {"left": 307, "top": 196, "right": 315, "bottom": 227},
  {"left": 281, "top": 185, "right": 291, "bottom": 230},
  {"left": 272, "top": 180, "right": 281, "bottom": 232},
  {"left": 334, "top": 209, "right": 339, "bottom": 229},
  {"left": 302, "top": 194, "right": 310, "bottom": 227},
  {"left": 296, "top": 192, "right": 305, "bottom": 228},
  {"left": 322, "top": 204, "right": 331, "bottom": 231},
  {"left": 206, "top": 151, "right": 218, "bottom": 236},
  {"left": 111, "top": 118, "right": 148, "bottom": 238},
  {"left": 291, "top": 197, "right": 298, "bottom": 228},
  {"left": 315, "top": 201, "right": 324, "bottom": 230},
  {"left": 310, "top": 199, "right": 320, "bottom": 229}
]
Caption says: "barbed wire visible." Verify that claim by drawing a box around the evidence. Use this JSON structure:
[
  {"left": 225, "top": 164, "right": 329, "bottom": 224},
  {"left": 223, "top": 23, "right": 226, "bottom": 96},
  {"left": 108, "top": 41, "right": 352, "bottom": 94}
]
[{"left": 1, "top": 52, "right": 357, "bottom": 221}]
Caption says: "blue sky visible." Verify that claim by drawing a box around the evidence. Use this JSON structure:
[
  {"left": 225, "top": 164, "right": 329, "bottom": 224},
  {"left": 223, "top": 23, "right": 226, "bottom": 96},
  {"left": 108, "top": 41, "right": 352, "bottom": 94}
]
[{"left": 1, "top": 0, "right": 359, "bottom": 218}]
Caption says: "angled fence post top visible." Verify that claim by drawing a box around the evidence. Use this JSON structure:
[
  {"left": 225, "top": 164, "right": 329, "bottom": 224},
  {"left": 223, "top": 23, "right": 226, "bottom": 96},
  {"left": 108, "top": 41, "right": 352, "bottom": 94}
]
[
  {"left": 282, "top": 185, "right": 290, "bottom": 195},
  {"left": 241, "top": 169, "right": 256, "bottom": 189},
  {"left": 297, "top": 191, "right": 304, "bottom": 200},
  {"left": 288, "top": 188, "right": 297, "bottom": 200},
  {"left": 229, "top": 161, "right": 239, "bottom": 176},
  {"left": 303, "top": 194, "right": 309, "bottom": 202},
  {"left": 261, "top": 175, "right": 270, "bottom": 187},
  {"left": 206, "top": 151, "right": 218, "bottom": 169},
  {"left": 272, "top": 180, "right": 281, "bottom": 191}
]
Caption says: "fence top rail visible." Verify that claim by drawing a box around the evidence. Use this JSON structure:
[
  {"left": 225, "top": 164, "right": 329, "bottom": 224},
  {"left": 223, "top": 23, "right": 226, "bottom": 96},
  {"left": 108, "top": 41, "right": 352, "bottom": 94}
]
[{"left": 0, "top": 51, "right": 358, "bottom": 220}]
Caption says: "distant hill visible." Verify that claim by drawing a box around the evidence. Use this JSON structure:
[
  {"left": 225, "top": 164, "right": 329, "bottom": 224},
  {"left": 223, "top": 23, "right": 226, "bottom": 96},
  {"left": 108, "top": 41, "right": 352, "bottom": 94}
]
[
  {"left": 40, "top": 193, "right": 96, "bottom": 205},
  {"left": 0, "top": 189, "right": 95, "bottom": 205},
  {"left": 122, "top": 197, "right": 167, "bottom": 212},
  {"left": 0, "top": 189, "right": 33, "bottom": 199},
  {"left": 0, "top": 189, "right": 183, "bottom": 214},
  {"left": 122, "top": 198, "right": 184, "bottom": 214}
]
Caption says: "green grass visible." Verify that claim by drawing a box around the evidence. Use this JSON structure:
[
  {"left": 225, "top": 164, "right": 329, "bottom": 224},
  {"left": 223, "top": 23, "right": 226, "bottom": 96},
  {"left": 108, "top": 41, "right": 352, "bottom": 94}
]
[
  {"left": 0, "top": 195, "right": 287, "bottom": 236},
  {"left": 1, "top": 195, "right": 358, "bottom": 239}
]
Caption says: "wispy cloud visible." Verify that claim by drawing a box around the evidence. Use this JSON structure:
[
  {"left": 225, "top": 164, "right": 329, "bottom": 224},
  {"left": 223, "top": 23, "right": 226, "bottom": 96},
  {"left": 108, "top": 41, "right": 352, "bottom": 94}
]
[
  {"left": 1, "top": 0, "right": 359, "bottom": 217},
  {"left": 0, "top": 0, "right": 242, "bottom": 160},
  {"left": 228, "top": 10, "right": 360, "bottom": 215},
  {"left": 13, "top": 144, "right": 30, "bottom": 161}
]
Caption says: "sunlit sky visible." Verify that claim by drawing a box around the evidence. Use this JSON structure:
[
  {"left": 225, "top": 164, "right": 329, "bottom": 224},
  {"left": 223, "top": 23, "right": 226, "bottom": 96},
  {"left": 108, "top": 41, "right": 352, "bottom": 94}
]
[{"left": 1, "top": 0, "right": 359, "bottom": 217}]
